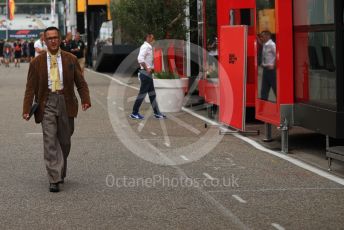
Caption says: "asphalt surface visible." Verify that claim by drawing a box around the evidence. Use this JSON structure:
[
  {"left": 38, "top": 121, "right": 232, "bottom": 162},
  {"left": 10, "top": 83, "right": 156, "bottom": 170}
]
[{"left": 0, "top": 63, "right": 344, "bottom": 229}]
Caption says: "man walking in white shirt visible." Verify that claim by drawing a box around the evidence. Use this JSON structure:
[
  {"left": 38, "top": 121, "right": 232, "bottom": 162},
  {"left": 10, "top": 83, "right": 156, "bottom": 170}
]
[
  {"left": 130, "top": 34, "right": 166, "bottom": 120},
  {"left": 34, "top": 32, "right": 47, "bottom": 57},
  {"left": 260, "top": 30, "right": 277, "bottom": 101}
]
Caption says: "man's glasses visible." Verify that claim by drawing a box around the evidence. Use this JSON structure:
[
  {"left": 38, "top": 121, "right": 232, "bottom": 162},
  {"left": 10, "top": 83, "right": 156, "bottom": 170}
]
[{"left": 46, "top": 37, "right": 59, "bottom": 42}]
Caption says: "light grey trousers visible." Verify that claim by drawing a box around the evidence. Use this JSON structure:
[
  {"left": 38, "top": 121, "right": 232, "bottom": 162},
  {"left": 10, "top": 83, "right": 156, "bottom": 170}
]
[{"left": 42, "top": 93, "right": 74, "bottom": 183}]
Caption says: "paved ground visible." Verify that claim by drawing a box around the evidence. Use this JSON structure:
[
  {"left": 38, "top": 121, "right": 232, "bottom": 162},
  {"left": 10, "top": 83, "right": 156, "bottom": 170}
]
[{"left": 1, "top": 63, "right": 344, "bottom": 229}]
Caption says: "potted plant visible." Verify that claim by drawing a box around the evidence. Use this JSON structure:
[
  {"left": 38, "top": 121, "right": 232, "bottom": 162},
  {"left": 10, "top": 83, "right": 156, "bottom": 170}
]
[
  {"left": 112, "top": 0, "right": 189, "bottom": 112},
  {"left": 152, "top": 71, "right": 188, "bottom": 113}
]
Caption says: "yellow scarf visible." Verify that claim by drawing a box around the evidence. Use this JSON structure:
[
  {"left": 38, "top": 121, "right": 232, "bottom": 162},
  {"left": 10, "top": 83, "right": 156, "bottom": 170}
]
[{"left": 48, "top": 49, "right": 62, "bottom": 92}]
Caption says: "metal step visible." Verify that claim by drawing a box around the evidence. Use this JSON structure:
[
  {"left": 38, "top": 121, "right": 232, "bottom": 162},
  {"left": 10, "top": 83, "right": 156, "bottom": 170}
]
[{"left": 326, "top": 146, "right": 344, "bottom": 171}]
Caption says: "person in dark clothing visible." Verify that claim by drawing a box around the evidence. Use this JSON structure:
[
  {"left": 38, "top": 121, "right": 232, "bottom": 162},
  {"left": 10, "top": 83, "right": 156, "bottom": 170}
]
[
  {"left": 60, "top": 32, "right": 73, "bottom": 53},
  {"left": 22, "top": 40, "right": 29, "bottom": 62},
  {"left": 28, "top": 38, "right": 35, "bottom": 61},
  {"left": 0, "top": 39, "right": 4, "bottom": 65},
  {"left": 14, "top": 39, "right": 22, "bottom": 68},
  {"left": 71, "top": 32, "right": 86, "bottom": 73}
]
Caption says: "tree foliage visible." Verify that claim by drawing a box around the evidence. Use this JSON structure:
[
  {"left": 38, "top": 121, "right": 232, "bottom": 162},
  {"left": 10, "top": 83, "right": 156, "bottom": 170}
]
[
  {"left": 0, "top": 0, "right": 50, "bottom": 3},
  {"left": 111, "top": 0, "right": 188, "bottom": 45}
]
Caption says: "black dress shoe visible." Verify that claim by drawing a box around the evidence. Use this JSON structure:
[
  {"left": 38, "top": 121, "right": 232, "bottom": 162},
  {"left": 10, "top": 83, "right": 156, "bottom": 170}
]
[
  {"left": 59, "top": 178, "right": 64, "bottom": 184},
  {"left": 49, "top": 183, "right": 60, "bottom": 193}
]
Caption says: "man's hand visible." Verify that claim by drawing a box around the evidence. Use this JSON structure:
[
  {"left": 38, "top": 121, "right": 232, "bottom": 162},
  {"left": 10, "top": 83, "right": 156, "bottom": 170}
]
[
  {"left": 262, "top": 64, "right": 275, "bottom": 70},
  {"left": 82, "top": 104, "right": 91, "bottom": 111},
  {"left": 23, "top": 114, "right": 30, "bottom": 121},
  {"left": 146, "top": 68, "right": 152, "bottom": 74},
  {"left": 267, "top": 65, "right": 275, "bottom": 70}
]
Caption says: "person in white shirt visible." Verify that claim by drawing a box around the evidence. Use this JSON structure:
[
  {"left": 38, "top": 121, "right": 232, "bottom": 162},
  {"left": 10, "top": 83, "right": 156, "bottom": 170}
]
[
  {"left": 130, "top": 33, "right": 166, "bottom": 120},
  {"left": 34, "top": 32, "right": 47, "bottom": 57},
  {"left": 259, "top": 30, "right": 276, "bottom": 101}
]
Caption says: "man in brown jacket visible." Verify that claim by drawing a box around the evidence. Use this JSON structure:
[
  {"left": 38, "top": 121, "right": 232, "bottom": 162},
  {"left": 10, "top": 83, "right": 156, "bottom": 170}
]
[{"left": 23, "top": 27, "right": 91, "bottom": 193}]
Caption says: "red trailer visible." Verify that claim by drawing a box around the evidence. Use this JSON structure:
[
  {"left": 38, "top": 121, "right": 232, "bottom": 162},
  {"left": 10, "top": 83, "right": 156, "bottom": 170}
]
[
  {"left": 198, "top": 0, "right": 258, "bottom": 113},
  {"left": 198, "top": 0, "right": 344, "bottom": 155},
  {"left": 217, "top": 0, "right": 257, "bottom": 109},
  {"left": 208, "top": 0, "right": 293, "bottom": 133}
]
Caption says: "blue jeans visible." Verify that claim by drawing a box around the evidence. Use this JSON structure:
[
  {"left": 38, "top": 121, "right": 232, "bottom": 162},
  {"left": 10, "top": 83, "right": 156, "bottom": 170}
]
[{"left": 132, "top": 70, "right": 160, "bottom": 114}]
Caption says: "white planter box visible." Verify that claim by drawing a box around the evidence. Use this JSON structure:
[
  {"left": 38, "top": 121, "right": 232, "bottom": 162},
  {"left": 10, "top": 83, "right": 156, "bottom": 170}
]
[{"left": 153, "top": 78, "right": 189, "bottom": 112}]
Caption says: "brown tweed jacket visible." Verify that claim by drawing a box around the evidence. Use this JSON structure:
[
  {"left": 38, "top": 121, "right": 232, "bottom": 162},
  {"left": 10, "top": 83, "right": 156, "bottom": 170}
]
[{"left": 23, "top": 50, "right": 91, "bottom": 123}]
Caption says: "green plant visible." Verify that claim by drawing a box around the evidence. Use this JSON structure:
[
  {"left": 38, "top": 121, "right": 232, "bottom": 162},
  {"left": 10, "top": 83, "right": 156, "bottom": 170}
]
[
  {"left": 111, "top": 0, "right": 189, "bottom": 45},
  {"left": 154, "top": 71, "right": 180, "bottom": 79},
  {"left": 0, "top": 0, "right": 49, "bottom": 2}
]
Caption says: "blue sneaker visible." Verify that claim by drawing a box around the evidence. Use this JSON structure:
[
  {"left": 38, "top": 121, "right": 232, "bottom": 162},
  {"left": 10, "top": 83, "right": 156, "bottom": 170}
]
[
  {"left": 129, "top": 113, "right": 144, "bottom": 120},
  {"left": 154, "top": 113, "right": 167, "bottom": 119}
]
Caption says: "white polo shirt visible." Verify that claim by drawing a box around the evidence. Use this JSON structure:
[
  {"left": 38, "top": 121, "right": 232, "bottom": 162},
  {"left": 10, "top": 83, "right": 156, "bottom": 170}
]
[
  {"left": 34, "top": 39, "right": 47, "bottom": 57},
  {"left": 137, "top": 41, "right": 154, "bottom": 70},
  {"left": 262, "top": 39, "right": 276, "bottom": 68}
]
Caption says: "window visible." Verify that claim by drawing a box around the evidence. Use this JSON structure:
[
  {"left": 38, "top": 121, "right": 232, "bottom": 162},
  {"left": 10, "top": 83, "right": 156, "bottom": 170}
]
[
  {"left": 229, "top": 9, "right": 254, "bottom": 27},
  {"left": 256, "top": 0, "right": 277, "bottom": 102},
  {"left": 293, "top": 0, "right": 337, "bottom": 109},
  {"left": 205, "top": 0, "right": 218, "bottom": 80},
  {"left": 294, "top": 0, "right": 334, "bottom": 26}
]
